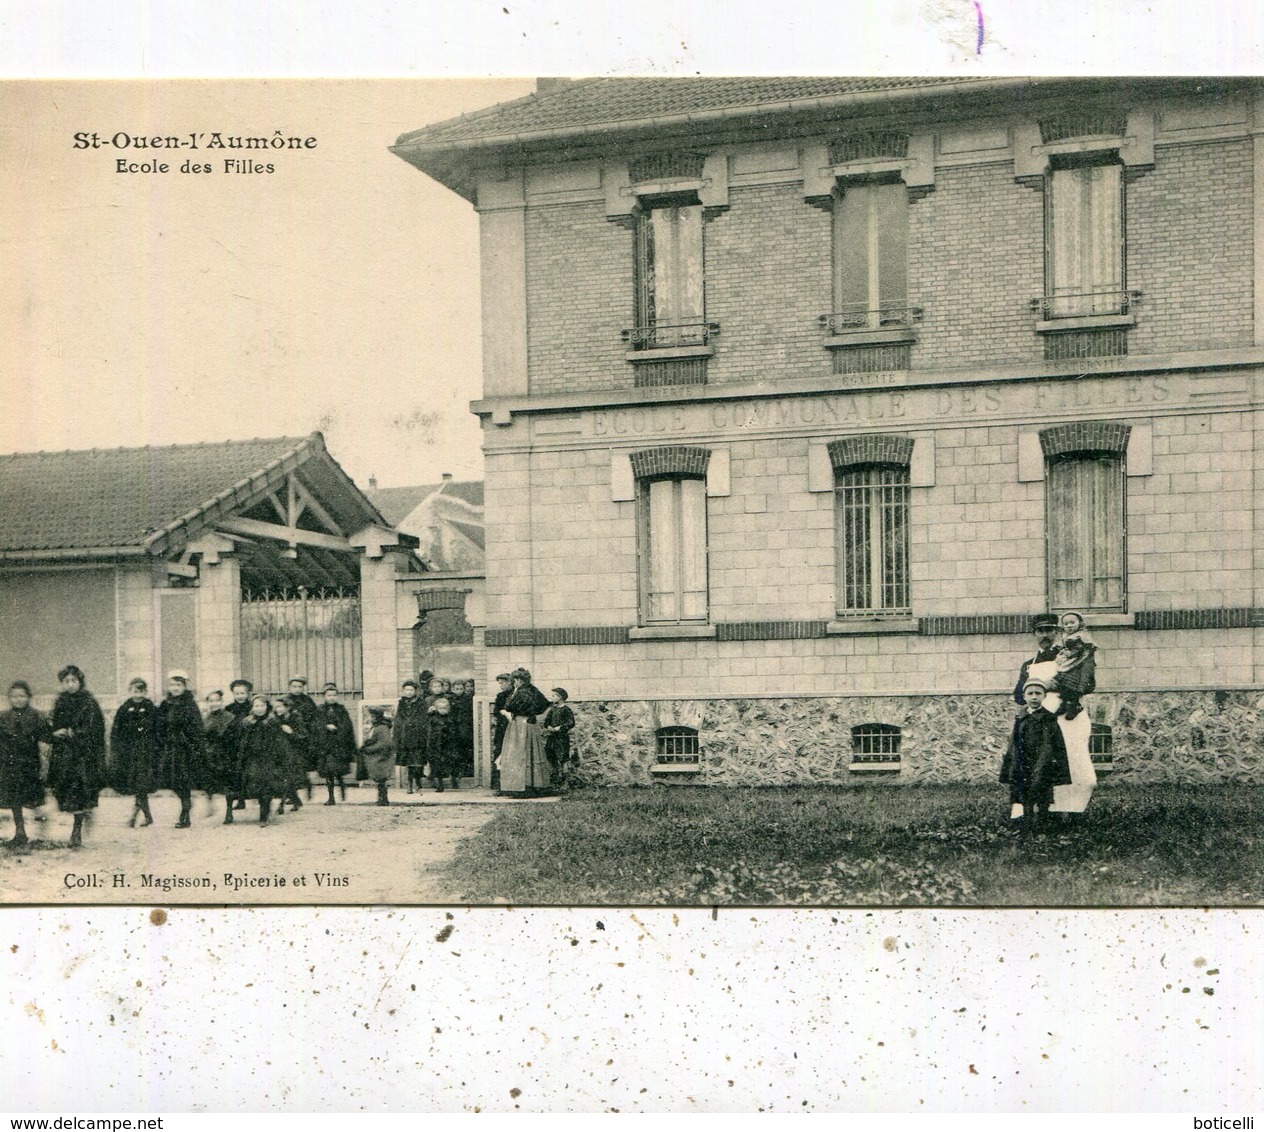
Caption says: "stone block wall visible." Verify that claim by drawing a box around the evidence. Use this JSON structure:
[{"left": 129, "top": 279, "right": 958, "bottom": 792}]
[{"left": 565, "top": 690, "right": 1264, "bottom": 787}]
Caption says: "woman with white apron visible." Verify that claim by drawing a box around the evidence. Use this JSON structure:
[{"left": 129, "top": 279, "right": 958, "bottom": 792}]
[{"left": 1029, "top": 611, "right": 1098, "bottom": 814}]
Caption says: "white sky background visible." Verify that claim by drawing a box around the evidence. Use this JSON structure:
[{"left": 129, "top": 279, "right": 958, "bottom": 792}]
[
  {"left": 3, "top": 0, "right": 1262, "bottom": 490},
  {"left": 0, "top": 78, "right": 534, "bottom": 488}
]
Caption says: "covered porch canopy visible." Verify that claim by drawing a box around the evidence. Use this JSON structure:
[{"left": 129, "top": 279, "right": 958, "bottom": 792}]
[{"left": 0, "top": 433, "right": 420, "bottom": 701}]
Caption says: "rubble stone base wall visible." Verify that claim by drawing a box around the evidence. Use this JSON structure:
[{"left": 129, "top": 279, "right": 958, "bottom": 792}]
[{"left": 571, "top": 690, "right": 1264, "bottom": 786}]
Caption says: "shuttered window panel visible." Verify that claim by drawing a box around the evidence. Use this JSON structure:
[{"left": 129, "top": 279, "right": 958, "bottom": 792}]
[
  {"left": 640, "top": 476, "right": 709, "bottom": 625},
  {"left": 1046, "top": 454, "right": 1125, "bottom": 611},
  {"left": 1048, "top": 163, "right": 1124, "bottom": 316}
]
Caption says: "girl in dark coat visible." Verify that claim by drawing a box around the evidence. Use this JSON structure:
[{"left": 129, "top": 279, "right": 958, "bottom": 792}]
[
  {"left": 999, "top": 678, "right": 1072, "bottom": 837},
  {"left": 47, "top": 664, "right": 106, "bottom": 848},
  {"left": 110, "top": 677, "right": 158, "bottom": 828},
  {"left": 202, "top": 690, "right": 239, "bottom": 824},
  {"left": 236, "top": 697, "right": 285, "bottom": 826},
  {"left": 269, "top": 696, "right": 306, "bottom": 814},
  {"left": 450, "top": 679, "right": 476, "bottom": 779},
  {"left": 393, "top": 680, "right": 427, "bottom": 793},
  {"left": 1, "top": 680, "right": 51, "bottom": 848},
  {"left": 426, "top": 695, "right": 458, "bottom": 791},
  {"left": 360, "top": 706, "right": 394, "bottom": 806},
  {"left": 490, "top": 673, "right": 513, "bottom": 790},
  {"left": 223, "top": 679, "right": 254, "bottom": 810},
  {"left": 156, "top": 672, "right": 205, "bottom": 829},
  {"left": 285, "top": 677, "right": 320, "bottom": 800},
  {"left": 314, "top": 683, "right": 356, "bottom": 804}
]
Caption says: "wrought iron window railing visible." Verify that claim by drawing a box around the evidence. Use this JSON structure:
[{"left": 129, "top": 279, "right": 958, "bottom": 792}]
[
  {"left": 819, "top": 305, "right": 923, "bottom": 334},
  {"left": 1030, "top": 289, "right": 1141, "bottom": 320},
  {"left": 623, "top": 321, "right": 720, "bottom": 350}
]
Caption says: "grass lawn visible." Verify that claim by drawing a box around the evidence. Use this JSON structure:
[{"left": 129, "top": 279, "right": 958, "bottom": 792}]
[{"left": 442, "top": 782, "right": 1264, "bottom": 906}]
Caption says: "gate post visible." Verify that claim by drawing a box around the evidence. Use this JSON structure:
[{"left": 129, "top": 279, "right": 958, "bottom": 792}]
[
  {"left": 352, "top": 526, "right": 413, "bottom": 703},
  {"left": 189, "top": 533, "right": 241, "bottom": 695}
]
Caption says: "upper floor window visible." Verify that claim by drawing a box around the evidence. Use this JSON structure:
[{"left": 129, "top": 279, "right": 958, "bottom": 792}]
[
  {"left": 1041, "top": 422, "right": 1129, "bottom": 612},
  {"left": 631, "top": 447, "right": 711, "bottom": 626},
  {"left": 634, "top": 194, "right": 706, "bottom": 349},
  {"left": 1046, "top": 156, "right": 1125, "bottom": 318},
  {"left": 832, "top": 179, "right": 910, "bottom": 330},
  {"left": 829, "top": 435, "right": 914, "bottom": 618}
]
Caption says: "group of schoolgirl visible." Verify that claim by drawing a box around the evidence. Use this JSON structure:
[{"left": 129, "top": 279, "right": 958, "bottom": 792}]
[
  {"left": 388, "top": 672, "right": 477, "bottom": 796},
  {"left": 0, "top": 664, "right": 363, "bottom": 847},
  {"left": 113, "top": 672, "right": 359, "bottom": 830}
]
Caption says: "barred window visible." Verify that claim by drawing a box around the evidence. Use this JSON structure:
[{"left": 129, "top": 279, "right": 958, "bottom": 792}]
[
  {"left": 1046, "top": 452, "right": 1125, "bottom": 611},
  {"left": 835, "top": 465, "right": 910, "bottom": 616},
  {"left": 635, "top": 195, "right": 705, "bottom": 349},
  {"left": 656, "top": 726, "right": 700, "bottom": 764},
  {"left": 1046, "top": 157, "right": 1125, "bottom": 317},
  {"left": 639, "top": 476, "right": 709, "bottom": 624},
  {"left": 851, "top": 724, "right": 902, "bottom": 765},
  {"left": 833, "top": 179, "right": 909, "bottom": 329}
]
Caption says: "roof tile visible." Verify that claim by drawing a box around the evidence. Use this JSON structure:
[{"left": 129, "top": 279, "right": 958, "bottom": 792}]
[{"left": 0, "top": 436, "right": 310, "bottom": 552}]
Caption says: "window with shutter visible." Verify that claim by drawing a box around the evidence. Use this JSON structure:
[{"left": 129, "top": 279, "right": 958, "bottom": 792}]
[
  {"left": 635, "top": 200, "right": 705, "bottom": 348},
  {"left": 832, "top": 180, "right": 910, "bottom": 329},
  {"left": 1045, "top": 453, "right": 1125, "bottom": 611},
  {"left": 639, "top": 476, "right": 709, "bottom": 625},
  {"left": 1047, "top": 161, "right": 1125, "bottom": 317}
]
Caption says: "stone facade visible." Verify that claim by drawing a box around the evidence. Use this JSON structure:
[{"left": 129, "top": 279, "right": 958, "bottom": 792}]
[{"left": 398, "top": 79, "right": 1264, "bottom": 785}]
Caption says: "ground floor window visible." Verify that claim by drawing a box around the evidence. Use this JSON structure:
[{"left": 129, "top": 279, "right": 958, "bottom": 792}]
[
  {"left": 835, "top": 466, "right": 910, "bottom": 616},
  {"left": 639, "top": 476, "right": 709, "bottom": 624}
]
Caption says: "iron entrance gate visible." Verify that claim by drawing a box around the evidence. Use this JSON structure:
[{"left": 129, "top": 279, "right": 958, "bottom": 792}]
[{"left": 240, "top": 586, "right": 363, "bottom": 696}]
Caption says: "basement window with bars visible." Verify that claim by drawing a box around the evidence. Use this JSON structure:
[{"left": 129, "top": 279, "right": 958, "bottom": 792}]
[
  {"left": 850, "top": 723, "right": 902, "bottom": 772},
  {"left": 656, "top": 726, "right": 700, "bottom": 765},
  {"left": 1090, "top": 722, "right": 1113, "bottom": 771}
]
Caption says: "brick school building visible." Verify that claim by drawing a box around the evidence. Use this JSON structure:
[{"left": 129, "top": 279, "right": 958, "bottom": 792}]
[{"left": 392, "top": 77, "right": 1264, "bottom": 785}]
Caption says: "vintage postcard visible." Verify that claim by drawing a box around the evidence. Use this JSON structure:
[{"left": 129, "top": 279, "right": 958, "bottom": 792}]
[{"left": 3, "top": 75, "right": 1262, "bottom": 908}]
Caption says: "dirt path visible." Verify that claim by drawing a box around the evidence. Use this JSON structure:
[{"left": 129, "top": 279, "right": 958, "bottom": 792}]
[{"left": 0, "top": 786, "right": 540, "bottom": 905}]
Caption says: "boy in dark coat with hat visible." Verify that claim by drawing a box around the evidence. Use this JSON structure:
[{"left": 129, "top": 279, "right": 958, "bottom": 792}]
[
  {"left": 111, "top": 677, "right": 158, "bottom": 828},
  {"left": 1000, "top": 677, "right": 1072, "bottom": 837}
]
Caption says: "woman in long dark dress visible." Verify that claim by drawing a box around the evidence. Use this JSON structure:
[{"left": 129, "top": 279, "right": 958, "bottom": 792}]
[
  {"left": 314, "top": 683, "right": 356, "bottom": 805},
  {"left": 47, "top": 664, "right": 106, "bottom": 848},
  {"left": 110, "top": 677, "right": 158, "bottom": 828},
  {"left": 236, "top": 696, "right": 285, "bottom": 826},
  {"left": 1, "top": 680, "right": 51, "bottom": 848},
  {"left": 156, "top": 672, "right": 205, "bottom": 829},
  {"left": 497, "top": 668, "right": 551, "bottom": 796}
]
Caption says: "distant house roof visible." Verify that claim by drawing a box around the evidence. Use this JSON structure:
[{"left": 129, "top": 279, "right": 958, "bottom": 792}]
[
  {"left": 0, "top": 433, "right": 390, "bottom": 560},
  {"left": 365, "top": 479, "right": 484, "bottom": 527},
  {"left": 364, "top": 479, "right": 484, "bottom": 572}
]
